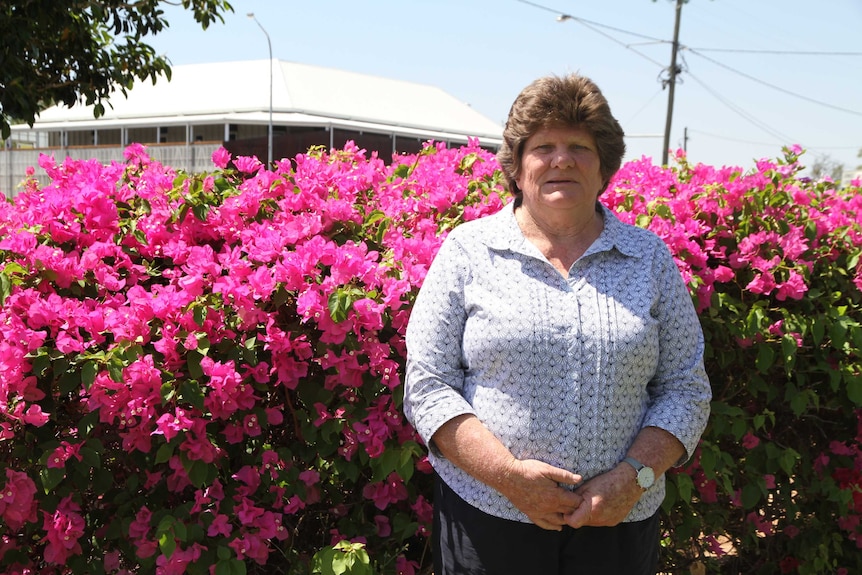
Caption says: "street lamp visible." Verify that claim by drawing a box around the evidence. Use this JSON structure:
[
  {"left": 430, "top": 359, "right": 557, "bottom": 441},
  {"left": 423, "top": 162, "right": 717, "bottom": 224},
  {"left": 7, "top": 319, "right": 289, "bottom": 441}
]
[{"left": 247, "top": 12, "right": 273, "bottom": 165}]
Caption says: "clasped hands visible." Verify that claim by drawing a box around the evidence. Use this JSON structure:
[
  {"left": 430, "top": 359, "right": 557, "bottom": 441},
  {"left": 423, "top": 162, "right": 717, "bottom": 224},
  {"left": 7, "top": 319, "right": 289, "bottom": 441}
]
[{"left": 500, "top": 458, "right": 643, "bottom": 531}]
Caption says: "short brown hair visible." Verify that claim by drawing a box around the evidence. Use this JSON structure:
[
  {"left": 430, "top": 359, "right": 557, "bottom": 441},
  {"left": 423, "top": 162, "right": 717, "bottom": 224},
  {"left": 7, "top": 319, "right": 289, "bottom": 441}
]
[{"left": 497, "top": 74, "right": 626, "bottom": 196}]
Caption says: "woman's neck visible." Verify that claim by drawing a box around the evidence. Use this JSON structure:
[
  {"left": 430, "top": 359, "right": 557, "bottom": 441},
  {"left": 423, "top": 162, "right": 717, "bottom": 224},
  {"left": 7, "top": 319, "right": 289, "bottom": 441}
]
[{"left": 514, "top": 203, "right": 604, "bottom": 277}]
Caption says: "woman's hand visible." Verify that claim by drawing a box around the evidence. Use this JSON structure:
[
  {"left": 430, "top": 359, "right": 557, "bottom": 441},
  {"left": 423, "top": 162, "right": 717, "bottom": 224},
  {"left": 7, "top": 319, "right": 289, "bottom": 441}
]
[
  {"left": 430, "top": 415, "right": 583, "bottom": 531},
  {"left": 497, "top": 458, "right": 583, "bottom": 531},
  {"left": 563, "top": 464, "right": 642, "bottom": 528}
]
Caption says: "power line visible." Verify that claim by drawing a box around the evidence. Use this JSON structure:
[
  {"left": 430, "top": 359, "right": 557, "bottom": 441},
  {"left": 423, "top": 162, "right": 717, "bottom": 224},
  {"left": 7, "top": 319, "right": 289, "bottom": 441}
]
[
  {"left": 685, "top": 70, "right": 799, "bottom": 145},
  {"left": 515, "top": 0, "right": 668, "bottom": 68},
  {"left": 685, "top": 48, "right": 862, "bottom": 118},
  {"left": 516, "top": 0, "right": 666, "bottom": 43},
  {"left": 687, "top": 48, "right": 862, "bottom": 56},
  {"left": 687, "top": 128, "right": 791, "bottom": 147},
  {"left": 513, "top": 0, "right": 860, "bottom": 160}
]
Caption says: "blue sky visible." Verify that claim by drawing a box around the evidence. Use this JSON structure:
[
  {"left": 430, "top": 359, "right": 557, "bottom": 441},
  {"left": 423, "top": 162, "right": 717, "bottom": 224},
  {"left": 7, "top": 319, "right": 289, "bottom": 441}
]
[{"left": 149, "top": 0, "right": 862, "bottom": 175}]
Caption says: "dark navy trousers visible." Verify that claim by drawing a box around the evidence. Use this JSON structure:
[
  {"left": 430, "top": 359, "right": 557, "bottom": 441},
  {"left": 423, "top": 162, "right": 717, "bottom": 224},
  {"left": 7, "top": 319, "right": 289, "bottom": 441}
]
[{"left": 433, "top": 476, "right": 660, "bottom": 575}]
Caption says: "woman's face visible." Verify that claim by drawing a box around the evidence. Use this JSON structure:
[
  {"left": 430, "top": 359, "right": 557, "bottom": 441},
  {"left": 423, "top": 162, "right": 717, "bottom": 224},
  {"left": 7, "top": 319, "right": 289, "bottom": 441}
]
[{"left": 516, "top": 124, "right": 603, "bottom": 214}]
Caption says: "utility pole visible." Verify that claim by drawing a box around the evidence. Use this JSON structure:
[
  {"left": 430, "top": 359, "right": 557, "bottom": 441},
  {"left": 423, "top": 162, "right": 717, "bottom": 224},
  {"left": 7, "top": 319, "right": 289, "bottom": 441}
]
[
  {"left": 662, "top": 0, "right": 684, "bottom": 166},
  {"left": 248, "top": 13, "right": 273, "bottom": 166}
]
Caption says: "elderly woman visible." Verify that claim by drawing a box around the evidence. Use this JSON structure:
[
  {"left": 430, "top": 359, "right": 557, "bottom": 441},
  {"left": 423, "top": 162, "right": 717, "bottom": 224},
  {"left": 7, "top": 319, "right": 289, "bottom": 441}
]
[{"left": 404, "top": 73, "right": 711, "bottom": 575}]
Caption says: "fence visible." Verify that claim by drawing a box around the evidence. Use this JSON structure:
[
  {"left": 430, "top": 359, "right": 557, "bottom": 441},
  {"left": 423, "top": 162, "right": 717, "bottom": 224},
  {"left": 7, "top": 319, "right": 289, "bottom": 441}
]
[{"left": 1, "top": 143, "right": 222, "bottom": 198}]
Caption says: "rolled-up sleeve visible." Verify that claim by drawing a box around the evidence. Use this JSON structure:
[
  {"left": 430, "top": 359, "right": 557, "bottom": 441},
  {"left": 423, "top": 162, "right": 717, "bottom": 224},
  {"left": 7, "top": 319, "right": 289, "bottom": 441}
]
[
  {"left": 643, "top": 245, "right": 712, "bottom": 464},
  {"left": 404, "top": 236, "right": 477, "bottom": 447}
]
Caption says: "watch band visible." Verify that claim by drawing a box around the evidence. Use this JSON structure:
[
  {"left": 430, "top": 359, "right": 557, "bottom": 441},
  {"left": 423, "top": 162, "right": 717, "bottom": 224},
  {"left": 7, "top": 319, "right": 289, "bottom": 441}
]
[{"left": 622, "top": 456, "right": 655, "bottom": 490}]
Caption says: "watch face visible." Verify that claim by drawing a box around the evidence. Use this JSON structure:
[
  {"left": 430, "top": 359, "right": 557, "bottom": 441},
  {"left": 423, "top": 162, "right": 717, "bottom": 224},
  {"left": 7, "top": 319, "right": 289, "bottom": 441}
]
[{"left": 638, "top": 467, "right": 655, "bottom": 489}]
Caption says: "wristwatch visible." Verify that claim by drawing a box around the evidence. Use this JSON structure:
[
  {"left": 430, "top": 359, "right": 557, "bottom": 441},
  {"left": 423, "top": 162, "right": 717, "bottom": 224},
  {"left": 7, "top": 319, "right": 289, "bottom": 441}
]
[{"left": 622, "top": 456, "right": 656, "bottom": 490}]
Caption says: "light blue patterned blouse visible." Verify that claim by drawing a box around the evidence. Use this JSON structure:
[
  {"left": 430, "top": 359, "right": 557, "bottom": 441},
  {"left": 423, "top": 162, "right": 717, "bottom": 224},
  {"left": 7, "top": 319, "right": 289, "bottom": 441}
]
[{"left": 404, "top": 201, "right": 711, "bottom": 523}]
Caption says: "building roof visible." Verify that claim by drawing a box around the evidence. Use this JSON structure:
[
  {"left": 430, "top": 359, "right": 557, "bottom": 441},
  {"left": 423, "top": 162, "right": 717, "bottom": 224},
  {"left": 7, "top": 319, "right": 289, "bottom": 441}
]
[{"left": 20, "top": 59, "right": 503, "bottom": 144}]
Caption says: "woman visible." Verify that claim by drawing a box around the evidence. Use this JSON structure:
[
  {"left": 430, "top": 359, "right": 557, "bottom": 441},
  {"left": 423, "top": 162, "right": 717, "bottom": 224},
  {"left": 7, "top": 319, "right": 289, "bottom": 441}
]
[{"left": 403, "top": 73, "right": 711, "bottom": 575}]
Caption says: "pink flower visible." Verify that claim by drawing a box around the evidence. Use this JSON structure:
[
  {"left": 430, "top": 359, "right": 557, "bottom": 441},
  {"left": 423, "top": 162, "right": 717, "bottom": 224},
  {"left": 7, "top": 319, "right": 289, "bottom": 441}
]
[
  {"left": 0, "top": 469, "right": 38, "bottom": 530},
  {"left": 775, "top": 269, "right": 808, "bottom": 301},
  {"left": 232, "top": 466, "right": 262, "bottom": 492},
  {"left": 742, "top": 433, "right": 760, "bottom": 450},
  {"left": 374, "top": 515, "right": 392, "bottom": 537},
  {"left": 243, "top": 413, "right": 263, "bottom": 437},
  {"left": 46, "top": 441, "right": 84, "bottom": 469},
  {"left": 154, "top": 408, "right": 194, "bottom": 442},
  {"left": 264, "top": 406, "right": 283, "bottom": 426},
  {"left": 362, "top": 473, "right": 408, "bottom": 510},
  {"left": 234, "top": 155, "right": 263, "bottom": 174},
  {"left": 128, "top": 506, "right": 152, "bottom": 540},
  {"left": 42, "top": 496, "right": 85, "bottom": 565},
  {"left": 235, "top": 498, "right": 265, "bottom": 526},
  {"left": 396, "top": 555, "right": 419, "bottom": 575},
  {"left": 768, "top": 320, "right": 784, "bottom": 336},
  {"left": 746, "top": 511, "right": 773, "bottom": 536},
  {"left": 229, "top": 533, "right": 269, "bottom": 564},
  {"left": 705, "top": 535, "right": 727, "bottom": 557},
  {"left": 123, "top": 143, "right": 150, "bottom": 164},
  {"left": 22, "top": 404, "right": 49, "bottom": 427},
  {"left": 713, "top": 265, "right": 734, "bottom": 282},
  {"left": 746, "top": 271, "right": 776, "bottom": 295},
  {"left": 299, "top": 469, "right": 320, "bottom": 487},
  {"left": 284, "top": 495, "right": 306, "bottom": 514},
  {"left": 207, "top": 514, "right": 233, "bottom": 537},
  {"left": 212, "top": 147, "right": 231, "bottom": 169}
]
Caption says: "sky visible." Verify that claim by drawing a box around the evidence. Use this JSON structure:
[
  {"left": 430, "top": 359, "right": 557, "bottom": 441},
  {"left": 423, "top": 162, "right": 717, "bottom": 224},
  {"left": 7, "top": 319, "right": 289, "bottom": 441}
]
[{"left": 148, "top": 0, "right": 862, "bottom": 176}]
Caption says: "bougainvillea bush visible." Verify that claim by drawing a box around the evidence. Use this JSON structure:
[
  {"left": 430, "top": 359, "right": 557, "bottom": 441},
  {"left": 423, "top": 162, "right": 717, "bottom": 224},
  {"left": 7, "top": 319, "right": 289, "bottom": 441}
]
[
  {"left": 604, "top": 148, "right": 862, "bottom": 575},
  {"left": 0, "top": 141, "right": 505, "bottom": 575},
  {"left": 0, "top": 140, "right": 860, "bottom": 575}
]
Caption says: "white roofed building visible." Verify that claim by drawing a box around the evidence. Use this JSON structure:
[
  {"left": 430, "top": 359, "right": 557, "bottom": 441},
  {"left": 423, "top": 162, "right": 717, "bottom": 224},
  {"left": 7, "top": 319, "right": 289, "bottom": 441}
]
[{"left": 2, "top": 59, "right": 503, "bottom": 196}]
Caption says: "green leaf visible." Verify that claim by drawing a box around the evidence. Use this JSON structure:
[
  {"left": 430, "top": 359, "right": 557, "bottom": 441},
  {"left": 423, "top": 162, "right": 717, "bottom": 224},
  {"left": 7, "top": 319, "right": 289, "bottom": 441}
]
[
  {"left": 755, "top": 344, "right": 774, "bottom": 372},
  {"left": 39, "top": 466, "right": 66, "bottom": 492},
  {"left": 811, "top": 318, "right": 826, "bottom": 345},
  {"left": 675, "top": 473, "right": 694, "bottom": 504},
  {"left": 192, "top": 203, "right": 210, "bottom": 221},
  {"left": 93, "top": 468, "right": 115, "bottom": 495},
  {"left": 187, "top": 351, "right": 205, "bottom": 380},
  {"left": 393, "top": 164, "right": 411, "bottom": 179},
  {"left": 230, "top": 559, "right": 247, "bottom": 575},
  {"left": 197, "top": 336, "right": 211, "bottom": 355},
  {"left": 846, "top": 372, "right": 862, "bottom": 406},
  {"left": 79, "top": 446, "right": 101, "bottom": 469},
  {"left": 779, "top": 448, "right": 800, "bottom": 475},
  {"left": 179, "top": 380, "right": 206, "bottom": 411},
  {"left": 159, "top": 532, "right": 176, "bottom": 559},
  {"left": 0, "top": 270, "right": 11, "bottom": 305},
  {"left": 81, "top": 361, "right": 99, "bottom": 389},
  {"left": 193, "top": 306, "right": 207, "bottom": 327},
  {"left": 107, "top": 357, "right": 125, "bottom": 383},
  {"left": 327, "top": 288, "right": 354, "bottom": 324},
  {"left": 154, "top": 442, "right": 176, "bottom": 464},
  {"left": 32, "top": 350, "right": 51, "bottom": 378},
  {"left": 781, "top": 334, "right": 798, "bottom": 371},
  {"left": 58, "top": 371, "right": 81, "bottom": 395},
  {"left": 741, "top": 483, "right": 761, "bottom": 508},
  {"left": 186, "top": 460, "right": 212, "bottom": 488}
]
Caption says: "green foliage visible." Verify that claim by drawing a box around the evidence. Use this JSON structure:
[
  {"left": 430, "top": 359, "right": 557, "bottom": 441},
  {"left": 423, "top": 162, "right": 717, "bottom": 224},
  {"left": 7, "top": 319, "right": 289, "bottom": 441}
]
[
  {"left": 613, "top": 150, "right": 862, "bottom": 575},
  {"left": 0, "top": 0, "right": 233, "bottom": 138}
]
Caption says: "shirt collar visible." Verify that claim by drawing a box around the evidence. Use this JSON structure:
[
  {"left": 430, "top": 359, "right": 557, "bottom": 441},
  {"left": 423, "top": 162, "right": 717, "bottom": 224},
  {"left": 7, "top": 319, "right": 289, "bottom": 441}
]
[{"left": 486, "top": 201, "right": 645, "bottom": 259}]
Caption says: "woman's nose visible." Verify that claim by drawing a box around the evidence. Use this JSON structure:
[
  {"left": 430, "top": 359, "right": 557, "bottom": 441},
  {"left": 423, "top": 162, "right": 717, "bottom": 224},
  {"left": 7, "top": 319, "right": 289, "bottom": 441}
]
[{"left": 550, "top": 147, "right": 575, "bottom": 168}]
